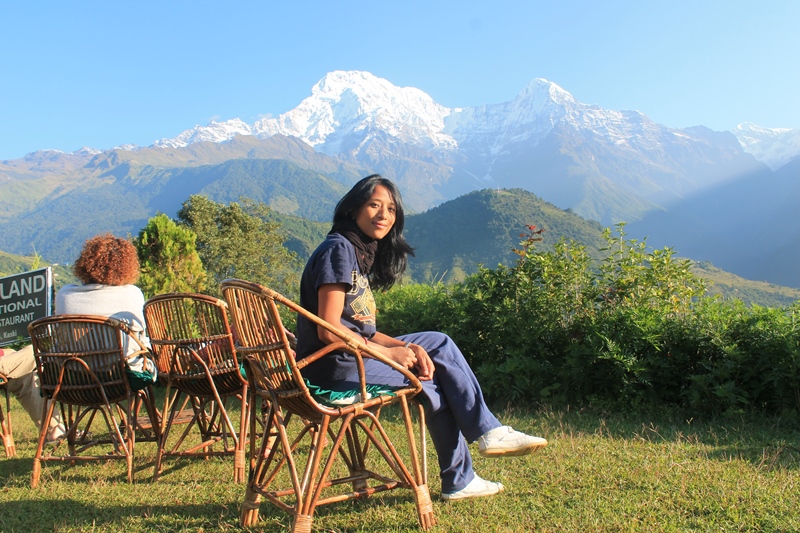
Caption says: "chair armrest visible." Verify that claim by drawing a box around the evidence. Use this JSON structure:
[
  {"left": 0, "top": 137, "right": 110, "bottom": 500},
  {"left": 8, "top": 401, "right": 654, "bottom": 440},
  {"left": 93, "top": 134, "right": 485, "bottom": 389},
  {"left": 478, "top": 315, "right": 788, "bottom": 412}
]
[
  {"left": 105, "top": 317, "right": 151, "bottom": 354},
  {"left": 269, "top": 291, "right": 423, "bottom": 395}
]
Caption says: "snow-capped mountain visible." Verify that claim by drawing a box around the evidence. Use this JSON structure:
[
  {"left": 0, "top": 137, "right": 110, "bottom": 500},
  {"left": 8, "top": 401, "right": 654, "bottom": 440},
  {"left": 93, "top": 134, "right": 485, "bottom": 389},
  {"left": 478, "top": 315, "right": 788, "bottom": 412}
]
[
  {"left": 154, "top": 70, "right": 775, "bottom": 224},
  {"left": 156, "top": 118, "right": 254, "bottom": 148},
  {"left": 157, "top": 71, "right": 457, "bottom": 154},
  {"left": 444, "top": 77, "right": 671, "bottom": 157},
  {"left": 157, "top": 70, "right": 710, "bottom": 166},
  {"left": 732, "top": 122, "right": 800, "bottom": 170}
]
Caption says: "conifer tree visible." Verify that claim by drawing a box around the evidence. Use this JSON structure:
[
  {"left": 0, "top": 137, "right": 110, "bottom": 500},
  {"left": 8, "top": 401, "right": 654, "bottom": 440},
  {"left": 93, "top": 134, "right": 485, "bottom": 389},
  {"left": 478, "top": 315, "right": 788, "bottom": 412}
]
[{"left": 134, "top": 213, "right": 208, "bottom": 298}]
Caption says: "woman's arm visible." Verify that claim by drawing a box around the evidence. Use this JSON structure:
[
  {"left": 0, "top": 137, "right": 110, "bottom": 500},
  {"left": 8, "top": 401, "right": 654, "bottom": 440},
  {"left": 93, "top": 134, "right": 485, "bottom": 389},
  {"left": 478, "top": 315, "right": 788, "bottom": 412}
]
[{"left": 316, "top": 283, "right": 432, "bottom": 379}]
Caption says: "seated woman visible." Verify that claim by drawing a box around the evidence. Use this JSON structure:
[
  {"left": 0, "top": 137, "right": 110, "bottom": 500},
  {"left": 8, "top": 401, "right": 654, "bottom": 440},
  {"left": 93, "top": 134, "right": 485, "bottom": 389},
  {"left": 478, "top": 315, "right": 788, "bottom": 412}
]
[
  {"left": 296, "top": 174, "right": 547, "bottom": 501},
  {"left": 0, "top": 234, "right": 156, "bottom": 443},
  {"left": 55, "top": 233, "right": 157, "bottom": 383}
]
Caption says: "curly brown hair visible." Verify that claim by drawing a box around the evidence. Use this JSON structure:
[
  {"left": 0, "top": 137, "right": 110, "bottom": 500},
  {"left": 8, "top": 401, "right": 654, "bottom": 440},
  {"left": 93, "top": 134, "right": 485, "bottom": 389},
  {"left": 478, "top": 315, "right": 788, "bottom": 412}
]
[{"left": 73, "top": 234, "right": 140, "bottom": 286}]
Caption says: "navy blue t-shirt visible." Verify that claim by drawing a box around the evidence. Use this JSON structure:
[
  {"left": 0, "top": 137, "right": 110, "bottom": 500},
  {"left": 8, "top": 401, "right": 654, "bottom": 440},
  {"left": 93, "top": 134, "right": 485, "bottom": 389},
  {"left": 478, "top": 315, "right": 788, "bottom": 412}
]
[{"left": 296, "top": 233, "right": 377, "bottom": 385}]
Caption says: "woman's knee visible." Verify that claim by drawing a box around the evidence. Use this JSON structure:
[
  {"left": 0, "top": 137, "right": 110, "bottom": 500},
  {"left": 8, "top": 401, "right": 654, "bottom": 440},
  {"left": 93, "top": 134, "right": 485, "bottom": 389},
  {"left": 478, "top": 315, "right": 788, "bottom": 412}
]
[{"left": 412, "top": 331, "right": 452, "bottom": 350}]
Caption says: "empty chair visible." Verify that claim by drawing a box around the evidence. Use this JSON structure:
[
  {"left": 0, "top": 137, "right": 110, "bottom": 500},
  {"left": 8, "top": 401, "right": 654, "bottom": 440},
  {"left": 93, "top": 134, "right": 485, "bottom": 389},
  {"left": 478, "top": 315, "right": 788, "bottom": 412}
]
[
  {"left": 27, "top": 314, "right": 161, "bottom": 487},
  {"left": 221, "top": 278, "right": 434, "bottom": 533},
  {"left": 143, "top": 293, "right": 249, "bottom": 482}
]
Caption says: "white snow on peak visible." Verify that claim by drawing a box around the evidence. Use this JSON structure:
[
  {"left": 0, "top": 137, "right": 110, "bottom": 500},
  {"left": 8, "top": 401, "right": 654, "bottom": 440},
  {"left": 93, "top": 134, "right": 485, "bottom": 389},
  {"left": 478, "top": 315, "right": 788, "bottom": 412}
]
[
  {"left": 444, "top": 78, "right": 669, "bottom": 156},
  {"left": 155, "top": 118, "right": 253, "bottom": 148},
  {"left": 73, "top": 146, "right": 103, "bottom": 155},
  {"left": 252, "top": 70, "right": 456, "bottom": 154},
  {"left": 443, "top": 79, "right": 573, "bottom": 152},
  {"left": 111, "top": 144, "right": 139, "bottom": 152},
  {"left": 156, "top": 73, "right": 597, "bottom": 156},
  {"left": 732, "top": 122, "right": 800, "bottom": 170},
  {"left": 152, "top": 71, "right": 710, "bottom": 161}
]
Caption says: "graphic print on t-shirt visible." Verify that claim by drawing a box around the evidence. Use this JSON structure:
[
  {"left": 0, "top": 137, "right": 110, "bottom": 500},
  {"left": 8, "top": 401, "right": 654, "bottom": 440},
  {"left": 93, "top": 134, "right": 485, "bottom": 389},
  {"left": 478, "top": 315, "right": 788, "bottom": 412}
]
[{"left": 348, "top": 270, "right": 376, "bottom": 326}]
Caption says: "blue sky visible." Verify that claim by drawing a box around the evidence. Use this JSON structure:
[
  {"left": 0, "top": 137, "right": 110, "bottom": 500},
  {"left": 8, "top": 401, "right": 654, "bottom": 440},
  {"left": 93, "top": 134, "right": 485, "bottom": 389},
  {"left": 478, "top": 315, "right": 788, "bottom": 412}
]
[{"left": 1, "top": 0, "right": 798, "bottom": 160}]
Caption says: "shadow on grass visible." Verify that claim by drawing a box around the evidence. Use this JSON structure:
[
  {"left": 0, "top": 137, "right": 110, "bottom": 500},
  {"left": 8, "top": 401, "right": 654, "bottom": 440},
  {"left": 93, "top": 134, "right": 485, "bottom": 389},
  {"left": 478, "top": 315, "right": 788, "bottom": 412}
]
[
  {"left": 0, "top": 492, "right": 427, "bottom": 532},
  {"left": 0, "top": 457, "right": 33, "bottom": 479},
  {"left": 0, "top": 498, "right": 245, "bottom": 532}
]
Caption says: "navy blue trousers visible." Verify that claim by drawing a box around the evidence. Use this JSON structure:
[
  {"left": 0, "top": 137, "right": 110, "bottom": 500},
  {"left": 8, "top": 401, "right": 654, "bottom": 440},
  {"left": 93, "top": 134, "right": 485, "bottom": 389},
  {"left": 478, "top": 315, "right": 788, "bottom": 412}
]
[{"left": 305, "top": 331, "right": 501, "bottom": 493}]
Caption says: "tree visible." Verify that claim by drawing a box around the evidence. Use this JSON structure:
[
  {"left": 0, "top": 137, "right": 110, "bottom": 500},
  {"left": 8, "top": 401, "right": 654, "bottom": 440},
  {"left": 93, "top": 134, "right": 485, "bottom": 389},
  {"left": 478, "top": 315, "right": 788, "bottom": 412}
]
[
  {"left": 134, "top": 213, "right": 208, "bottom": 298},
  {"left": 177, "top": 195, "right": 301, "bottom": 298}
]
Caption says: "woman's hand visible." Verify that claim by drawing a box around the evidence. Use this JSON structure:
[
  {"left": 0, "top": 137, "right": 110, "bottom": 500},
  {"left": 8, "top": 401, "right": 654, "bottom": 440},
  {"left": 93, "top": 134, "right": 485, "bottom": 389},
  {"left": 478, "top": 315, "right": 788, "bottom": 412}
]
[
  {"left": 386, "top": 345, "right": 418, "bottom": 370},
  {"left": 370, "top": 332, "right": 435, "bottom": 381},
  {"left": 408, "top": 343, "right": 434, "bottom": 381},
  {"left": 385, "top": 344, "right": 433, "bottom": 381}
]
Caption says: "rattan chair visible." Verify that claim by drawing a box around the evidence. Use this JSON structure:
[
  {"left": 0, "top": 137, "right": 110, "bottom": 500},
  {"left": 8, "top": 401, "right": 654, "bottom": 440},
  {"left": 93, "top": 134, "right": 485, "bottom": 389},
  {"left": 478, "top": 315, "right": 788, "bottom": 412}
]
[
  {"left": 220, "top": 279, "right": 435, "bottom": 533},
  {"left": 143, "top": 293, "right": 249, "bottom": 483},
  {"left": 27, "top": 314, "right": 161, "bottom": 487},
  {"left": 0, "top": 371, "right": 14, "bottom": 457}
]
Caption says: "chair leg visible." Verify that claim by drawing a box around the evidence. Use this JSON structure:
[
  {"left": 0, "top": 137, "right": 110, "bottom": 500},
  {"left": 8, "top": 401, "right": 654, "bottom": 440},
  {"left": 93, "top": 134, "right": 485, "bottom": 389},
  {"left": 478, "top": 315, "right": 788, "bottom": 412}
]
[
  {"left": 1, "top": 391, "right": 14, "bottom": 458},
  {"left": 234, "top": 447, "right": 246, "bottom": 483},
  {"left": 399, "top": 397, "right": 436, "bottom": 530},
  {"left": 240, "top": 486, "right": 262, "bottom": 527},
  {"left": 240, "top": 404, "right": 282, "bottom": 528},
  {"left": 31, "top": 395, "right": 59, "bottom": 488},
  {"left": 234, "top": 384, "right": 249, "bottom": 483},
  {"left": 124, "top": 397, "right": 136, "bottom": 484},
  {"left": 154, "top": 385, "right": 178, "bottom": 482},
  {"left": 344, "top": 424, "right": 368, "bottom": 492},
  {"left": 413, "top": 484, "right": 436, "bottom": 530},
  {"left": 138, "top": 386, "right": 163, "bottom": 445},
  {"left": 292, "top": 513, "right": 313, "bottom": 533},
  {"left": 415, "top": 401, "right": 428, "bottom": 486}
]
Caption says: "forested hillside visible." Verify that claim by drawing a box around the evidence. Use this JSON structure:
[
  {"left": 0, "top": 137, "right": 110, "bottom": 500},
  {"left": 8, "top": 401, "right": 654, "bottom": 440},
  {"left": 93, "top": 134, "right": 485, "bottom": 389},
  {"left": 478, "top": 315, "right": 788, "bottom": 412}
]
[
  {"left": 0, "top": 250, "right": 76, "bottom": 289},
  {"left": 0, "top": 154, "right": 350, "bottom": 263},
  {"left": 2, "top": 186, "right": 798, "bottom": 308}
]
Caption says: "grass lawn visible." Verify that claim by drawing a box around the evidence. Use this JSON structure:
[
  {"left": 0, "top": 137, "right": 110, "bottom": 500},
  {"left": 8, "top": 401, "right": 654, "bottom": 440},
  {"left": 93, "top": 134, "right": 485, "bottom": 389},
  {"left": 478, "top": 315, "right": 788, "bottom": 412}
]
[{"left": 1, "top": 397, "right": 799, "bottom": 532}]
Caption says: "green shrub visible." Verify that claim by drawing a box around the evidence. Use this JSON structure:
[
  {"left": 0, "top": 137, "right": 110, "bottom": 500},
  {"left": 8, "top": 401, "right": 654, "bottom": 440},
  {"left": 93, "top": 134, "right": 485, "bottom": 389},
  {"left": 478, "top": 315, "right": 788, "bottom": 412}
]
[{"left": 379, "top": 224, "right": 800, "bottom": 418}]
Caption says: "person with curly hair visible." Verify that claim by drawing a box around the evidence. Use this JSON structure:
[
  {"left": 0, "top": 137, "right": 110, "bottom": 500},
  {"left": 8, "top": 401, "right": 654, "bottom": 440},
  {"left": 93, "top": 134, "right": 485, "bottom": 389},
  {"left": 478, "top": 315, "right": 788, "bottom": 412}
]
[
  {"left": 55, "top": 234, "right": 157, "bottom": 381},
  {"left": 0, "top": 234, "right": 156, "bottom": 443}
]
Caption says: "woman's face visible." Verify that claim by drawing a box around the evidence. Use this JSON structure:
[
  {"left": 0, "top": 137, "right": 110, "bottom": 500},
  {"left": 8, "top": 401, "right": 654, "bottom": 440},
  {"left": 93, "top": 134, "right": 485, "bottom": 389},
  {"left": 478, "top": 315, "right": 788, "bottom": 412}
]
[{"left": 355, "top": 184, "right": 396, "bottom": 240}]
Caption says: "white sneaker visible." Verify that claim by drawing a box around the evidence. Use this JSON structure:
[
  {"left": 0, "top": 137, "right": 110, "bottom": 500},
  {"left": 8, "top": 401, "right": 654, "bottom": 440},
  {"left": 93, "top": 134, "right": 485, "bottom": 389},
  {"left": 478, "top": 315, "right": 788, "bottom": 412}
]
[
  {"left": 441, "top": 474, "right": 505, "bottom": 501},
  {"left": 45, "top": 424, "right": 67, "bottom": 445},
  {"left": 478, "top": 425, "right": 547, "bottom": 457}
]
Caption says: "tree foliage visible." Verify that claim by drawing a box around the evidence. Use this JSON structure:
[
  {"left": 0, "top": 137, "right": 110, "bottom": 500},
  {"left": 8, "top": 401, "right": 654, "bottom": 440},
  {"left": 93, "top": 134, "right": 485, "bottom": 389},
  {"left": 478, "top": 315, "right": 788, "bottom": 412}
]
[
  {"left": 134, "top": 213, "right": 207, "bottom": 298},
  {"left": 177, "top": 195, "right": 302, "bottom": 298}
]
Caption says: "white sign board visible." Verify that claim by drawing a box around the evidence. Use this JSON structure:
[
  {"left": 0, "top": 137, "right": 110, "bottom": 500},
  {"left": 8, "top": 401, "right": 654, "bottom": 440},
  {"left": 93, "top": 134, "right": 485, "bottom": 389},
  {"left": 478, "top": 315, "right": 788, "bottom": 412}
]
[{"left": 0, "top": 267, "right": 52, "bottom": 346}]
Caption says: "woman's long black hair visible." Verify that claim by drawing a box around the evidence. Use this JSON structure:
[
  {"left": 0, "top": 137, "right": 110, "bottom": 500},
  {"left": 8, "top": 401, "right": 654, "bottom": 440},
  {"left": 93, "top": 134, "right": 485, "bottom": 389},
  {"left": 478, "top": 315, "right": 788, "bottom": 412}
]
[{"left": 332, "top": 174, "right": 414, "bottom": 290}]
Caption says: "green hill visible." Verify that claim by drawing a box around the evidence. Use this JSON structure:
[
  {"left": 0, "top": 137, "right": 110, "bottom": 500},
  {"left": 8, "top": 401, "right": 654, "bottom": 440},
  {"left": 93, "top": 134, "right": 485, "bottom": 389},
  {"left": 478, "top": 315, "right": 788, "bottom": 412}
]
[
  {"left": 264, "top": 211, "right": 330, "bottom": 260},
  {"left": 0, "top": 250, "right": 77, "bottom": 291},
  {"left": 400, "top": 189, "right": 799, "bottom": 307},
  {"left": 403, "top": 188, "right": 607, "bottom": 282}
]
